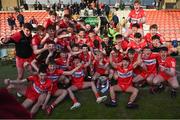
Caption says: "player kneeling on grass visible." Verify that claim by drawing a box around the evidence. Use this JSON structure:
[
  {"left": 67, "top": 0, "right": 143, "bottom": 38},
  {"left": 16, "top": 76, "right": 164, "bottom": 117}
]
[
  {"left": 45, "top": 60, "right": 82, "bottom": 115},
  {"left": 4, "top": 65, "right": 52, "bottom": 118},
  {"left": 153, "top": 47, "right": 179, "bottom": 97},
  {"left": 67, "top": 56, "right": 107, "bottom": 110},
  {"left": 106, "top": 51, "right": 141, "bottom": 108},
  {"left": 133, "top": 47, "right": 159, "bottom": 93}
]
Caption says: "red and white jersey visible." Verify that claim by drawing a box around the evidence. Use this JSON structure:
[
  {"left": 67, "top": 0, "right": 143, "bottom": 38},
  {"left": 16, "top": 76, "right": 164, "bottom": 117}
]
[
  {"left": 128, "top": 33, "right": 135, "bottom": 40},
  {"left": 58, "top": 19, "right": 69, "bottom": 29},
  {"left": 142, "top": 53, "right": 159, "bottom": 74},
  {"left": 115, "top": 40, "right": 129, "bottom": 51},
  {"left": 27, "top": 75, "right": 52, "bottom": 94},
  {"left": 116, "top": 65, "right": 133, "bottom": 85},
  {"left": 128, "top": 40, "right": 147, "bottom": 51},
  {"left": 32, "top": 34, "right": 41, "bottom": 46},
  {"left": 128, "top": 53, "right": 142, "bottom": 75},
  {"left": 47, "top": 69, "right": 64, "bottom": 84},
  {"left": 94, "top": 58, "right": 109, "bottom": 75},
  {"left": 144, "top": 33, "right": 165, "bottom": 44},
  {"left": 43, "top": 18, "right": 54, "bottom": 29},
  {"left": 157, "top": 56, "right": 176, "bottom": 71},
  {"left": 56, "top": 38, "right": 70, "bottom": 47},
  {"left": 71, "top": 65, "right": 85, "bottom": 85},
  {"left": 128, "top": 9, "right": 145, "bottom": 28},
  {"left": 55, "top": 57, "right": 68, "bottom": 70},
  {"left": 88, "top": 36, "right": 103, "bottom": 48},
  {"left": 112, "top": 53, "right": 123, "bottom": 63},
  {"left": 79, "top": 52, "right": 91, "bottom": 64},
  {"left": 75, "top": 37, "right": 89, "bottom": 46}
]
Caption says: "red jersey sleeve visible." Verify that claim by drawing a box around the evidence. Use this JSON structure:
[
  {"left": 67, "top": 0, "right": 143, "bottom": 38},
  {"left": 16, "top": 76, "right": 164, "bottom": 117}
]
[
  {"left": 44, "top": 19, "right": 52, "bottom": 29},
  {"left": 10, "top": 32, "right": 21, "bottom": 43},
  {"left": 27, "top": 75, "right": 38, "bottom": 82},
  {"left": 128, "top": 10, "right": 133, "bottom": 18},
  {"left": 121, "top": 40, "right": 129, "bottom": 50},
  {"left": 169, "top": 58, "right": 176, "bottom": 68},
  {"left": 56, "top": 69, "right": 64, "bottom": 75},
  {"left": 128, "top": 41, "right": 135, "bottom": 48},
  {"left": 46, "top": 79, "right": 53, "bottom": 92},
  {"left": 32, "top": 35, "right": 40, "bottom": 46}
]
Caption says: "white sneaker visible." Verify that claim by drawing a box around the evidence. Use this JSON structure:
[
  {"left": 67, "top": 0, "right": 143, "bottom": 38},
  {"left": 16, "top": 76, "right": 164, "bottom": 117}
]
[
  {"left": 17, "top": 92, "right": 22, "bottom": 97},
  {"left": 96, "top": 96, "right": 107, "bottom": 104},
  {"left": 70, "top": 102, "right": 81, "bottom": 110}
]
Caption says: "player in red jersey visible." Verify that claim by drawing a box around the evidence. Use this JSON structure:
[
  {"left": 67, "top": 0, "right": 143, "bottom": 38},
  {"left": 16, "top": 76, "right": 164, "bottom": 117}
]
[
  {"left": 4, "top": 65, "right": 52, "bottom": 118},
  {"left": 108, "top": 49, "right": 123, "bottom": 85},
  {"left": 45, "top": 60, "right": 82, "bottom": 115},
  {"left": 32, "top": 25, "right": 48, "bottom": 55},
  {"left": 144, "top": 24, "right": 165, "bottom": 45},
  {"left": 31, "top": 41, "right": 57, "bottom": 72},
  {"left": 88, "top": 30, "right": 103, "bottom": 48},
  {"left": 55, "top": 30, "right": 72, "bottom": 51},
  {"left": 67, "top": 56, "right": 107, "bottom": 110},
  {"left": 114, "top": 34, "right": 129, "bottom": 53},
  {"left": 0, "top": 23, "right": 34, "bottom": 80},
  {"left": 92, "top": 51, "right": 109, "bottom": 81},
  {"left": 127, "top": 48, "right": 143, "bottom": 77},
  {"left": 58, "top": 14, "right": 70, "bottom": 29},
  {"left": 153, "top": 47, "right": 179, "bottom": 97},
  {"left": 106, "top": 53, "right": 141, "bottom": 108},
  {"left": 79, "top": 44, "right": 94, "bottom": 78},
  {"left": 43, "top": 11, "right": 57, "bottom": 29},
  {"left": 55, "top": 51, "right": 69, "bottom": 70},
  {"left": 127, "top": 32, "right": 147, "bottom": 52},
  {"left": 126, "top": 0, "right": 146, "bottom": 36},
  {"left": 124, "top": 23, "right": 143, "bottom": 40},
  {"left": 127, "top": 0, "right": 146, "bottom": 28},
  {"left": 133, "top": 47, "right": 159, "bottom": 88},
  {"left": 75, "top": 29, "right": 89, "bottom": 46}
]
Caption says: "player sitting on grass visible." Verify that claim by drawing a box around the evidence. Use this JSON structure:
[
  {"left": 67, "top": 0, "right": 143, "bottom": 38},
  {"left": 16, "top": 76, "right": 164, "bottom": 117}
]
[
  {"left": 106, "top": 51, "right": 141, "bottom": 108},
  {"left": 133, "top": 47, "right": 159, "bottom": 93},
  {"left": 4, "top": 65, "right": 52, "bottom": 118},
  {"left": 45, "top": 60, "right": 82, "bottom": 115},
  {"left": 153, "top": 47, "right": 179, "bottom": 97},
  {"left": 67, "top": 56, "right": 107, "bottom": 110}
]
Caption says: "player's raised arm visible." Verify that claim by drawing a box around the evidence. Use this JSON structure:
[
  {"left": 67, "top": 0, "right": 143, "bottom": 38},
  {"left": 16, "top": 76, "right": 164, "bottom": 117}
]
[
  {"left": 63, "top": 63, "right": 82, "bottom": 75},
  {"left": 4, "top": 78, "right": 27, "bottom": 85},
  {"left": 84, "top": 52, "right": 92, "bottom": 68},
  {"left": 110, "top": 51, "right": 118, "bottom": 69}
]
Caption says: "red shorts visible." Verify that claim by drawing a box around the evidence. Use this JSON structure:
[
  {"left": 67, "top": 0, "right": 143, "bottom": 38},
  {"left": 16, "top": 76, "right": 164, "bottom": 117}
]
[
  {"left": 25, "top": 87, "right": 40, "bottom": 102},
  {"left": 140, "top": 71, "right": 148, "bottom": 79},
  {"left": 51, "top": 84, "right": 59, "bottom": 95},
  {"left": 140, "top": 71, "right": 156, "bottom": 79},
  {"left": 73, "top": 82, "right": 84, "bottom": 90},
  {"left": 159, "top": 71, "right": 172, "bottom": 81},
  {"left": 118, "top": 83, "right": 132, "bottom": 92},
  {"left": 96, "top": 69, "right": 106, "bottom": 75},
  {"left": 16, "top": 55, "right": 35, "bottom": 69}
]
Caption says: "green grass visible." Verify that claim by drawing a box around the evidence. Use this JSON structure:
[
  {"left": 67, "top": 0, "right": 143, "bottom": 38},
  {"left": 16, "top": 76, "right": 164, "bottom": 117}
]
[{"left": 1, "top": 57, "right": 180, "bottom": 119}]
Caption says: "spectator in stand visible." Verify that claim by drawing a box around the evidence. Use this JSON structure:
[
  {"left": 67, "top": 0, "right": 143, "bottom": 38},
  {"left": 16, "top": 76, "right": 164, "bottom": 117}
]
[
  {"left": 23, "top": 2, "right": 29, "bottom": 10},
  {"left": 52, "top": 3, "right": 56, "bottom": 11},
  {"left": 104, "top": 4, "right": 110, "bottom": 17},
  {"left": 16, "top": 11, "right": 25, "bottom": 28},
  {"left": 38, "top": 2, "right": 43, "bottom": 10},
  {"left": 33, "top": 1, "right": 38, "bottom": 10},
  {"left": 80, "top": 0, "right": 86, "bottom": 9},
  {"left": 29, "top": 16, "right": 38, "bottom": 27},
  {"left": 7, "top": 13, "right": 17, "bottom": 31}
]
